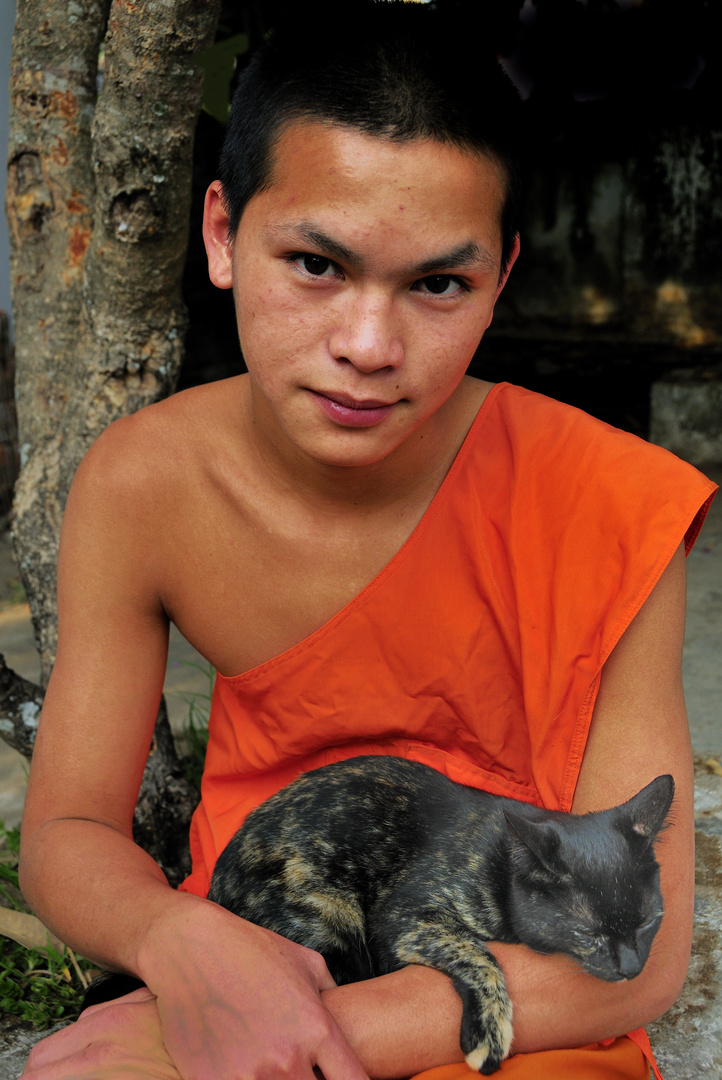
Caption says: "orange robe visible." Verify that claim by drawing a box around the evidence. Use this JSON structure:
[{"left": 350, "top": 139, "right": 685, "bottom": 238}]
[{"left": 180, "top": 382, "right": 717, "bottom": 1079}]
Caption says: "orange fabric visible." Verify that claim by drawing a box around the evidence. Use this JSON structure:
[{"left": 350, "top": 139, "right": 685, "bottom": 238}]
[
  {"left": 182, "top": 383, "right": 715, "bottom": 895},
  {"left": 180, "top": 381, "right": 716, "bottom": 1077},
  {"left": 410, "top": 1032, "right": 652, "bottom": 1080}
]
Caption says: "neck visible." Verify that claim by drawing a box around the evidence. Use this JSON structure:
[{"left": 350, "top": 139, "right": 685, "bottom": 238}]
[{"left": 240, "top": 376, "right": 490, "bottom": 513}]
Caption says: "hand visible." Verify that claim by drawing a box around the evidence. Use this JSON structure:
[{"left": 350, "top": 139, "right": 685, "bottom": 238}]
[
  {"left": 21, "top": 988, "right": 180, "bottom": 1079},
  {"left": 139, "top": 896, "right": 370, "bottom": 1080}
]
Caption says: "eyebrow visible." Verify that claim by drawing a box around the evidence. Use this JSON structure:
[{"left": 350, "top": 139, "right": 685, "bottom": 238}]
[
  {"left": 271, "top": 223, "right": 363, "bottom": 270},
  {"left": 412, "top": 241, "right": 498, "bottom": 277},
  {"left": 270, "top": 222, "right": 498, "bottom": 277}
]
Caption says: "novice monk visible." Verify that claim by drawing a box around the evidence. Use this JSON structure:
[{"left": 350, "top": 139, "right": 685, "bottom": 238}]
[{"left": 19, "top": 3, "right": 717, "bottom": 1079}]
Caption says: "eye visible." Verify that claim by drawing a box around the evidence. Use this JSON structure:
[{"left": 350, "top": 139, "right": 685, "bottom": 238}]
[
  {"left": 573, "top": 928, "right": 606, "bottom": 953},
  {"left": 293, "top": 253, "right": 341, "bottom": 278},
  {"left": 412, "top": 275, "right": 468, "bottom": 297},
  {"left": 638, "top": 912, "right": 662, "bottom": 935}
]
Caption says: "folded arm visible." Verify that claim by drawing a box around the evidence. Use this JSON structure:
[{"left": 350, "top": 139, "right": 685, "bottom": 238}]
[
  {"left": 20, "top": 423, "right": 368, "bottom": 1080},
  {"left": 20, "top": 413, "right": 692, "bottom": 1079},
  {"left": 322, "top": 542, "right": 694, "bottom": 1077}
]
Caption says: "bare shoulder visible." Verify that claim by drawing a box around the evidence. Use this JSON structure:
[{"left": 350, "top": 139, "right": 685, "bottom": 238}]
[
  {"left": 71, "top": 376, "right": 247, "bottom": 501},
  {"left": 58, "top": 376, "right": 250, "bottom": 631}
]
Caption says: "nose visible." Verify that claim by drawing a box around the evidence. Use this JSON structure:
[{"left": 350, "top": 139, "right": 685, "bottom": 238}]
[
  {"left": 616, "top": 943, "right": 642, "bottom": 980},
  {"left": 329, "top": 288, "right": 403, "bottom": 373}
]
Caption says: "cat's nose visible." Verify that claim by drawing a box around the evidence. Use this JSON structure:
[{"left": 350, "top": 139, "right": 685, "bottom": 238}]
[{"left": 617, "top": 943, "right": 643, "bottom": 980}]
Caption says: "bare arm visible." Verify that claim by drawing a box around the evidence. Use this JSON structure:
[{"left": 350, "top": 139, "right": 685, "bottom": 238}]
[
  {"left": 20, "top": 422, "right": 368, "bottom": 1080},
  {"left": 20, "top": 422, "right": 177, "bottom": 969},
  {"left": 21, "top": 412, "right": 691, "bottom": 1079},
  {"left": 322, "top": 543, "right": 694, "bottom": 1077}
]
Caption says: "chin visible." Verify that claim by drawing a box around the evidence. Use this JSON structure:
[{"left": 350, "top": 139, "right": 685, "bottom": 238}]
[{"left": 302, "top": 430, "right": 409, "bottom": 470}]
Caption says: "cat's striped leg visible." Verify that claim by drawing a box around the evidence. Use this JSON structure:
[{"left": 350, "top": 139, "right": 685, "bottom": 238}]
[{"left": 391, "top": 920, "right": 513, "bottom": 1075}]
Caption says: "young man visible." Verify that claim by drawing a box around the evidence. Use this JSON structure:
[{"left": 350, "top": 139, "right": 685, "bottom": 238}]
[{"left": 19, "top": 4, "right": 716, "bottom": 1078}]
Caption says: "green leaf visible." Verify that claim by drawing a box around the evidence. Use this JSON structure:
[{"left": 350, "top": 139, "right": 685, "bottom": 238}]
[
  {"left": 197, "top": 33, "right": 250, "bottom": 123},
  {"left": 0, "top": 908, "right": 65, "bottom": 955},
  {"left": 0, "top": 863, "right": 20, "bottom": 887}
]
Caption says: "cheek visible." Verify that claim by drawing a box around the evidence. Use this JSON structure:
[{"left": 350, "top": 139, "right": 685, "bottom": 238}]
[
  {"left": 235, "top": 280, "right": 325, "bottom": 372},
  {"left": 407, "top": 313, "right": 488, "bottom": 386}
]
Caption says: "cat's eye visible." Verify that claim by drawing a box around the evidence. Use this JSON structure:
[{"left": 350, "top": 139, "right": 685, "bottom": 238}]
[
  {"left": 572, "top": 929, "right": 606, "bottom": 952},
  {"left": 637, "top": 913, "right": 662, "bottom": 936}
]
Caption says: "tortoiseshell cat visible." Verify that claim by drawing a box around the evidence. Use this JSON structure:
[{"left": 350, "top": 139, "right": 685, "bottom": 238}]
[{"left": 209, "top": 755, "right": 674, "bottom": 1074}]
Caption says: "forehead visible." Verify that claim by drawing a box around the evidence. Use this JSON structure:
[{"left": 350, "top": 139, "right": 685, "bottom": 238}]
[{"left": 242, "top": 120, "right": 507, "bottom": 263}]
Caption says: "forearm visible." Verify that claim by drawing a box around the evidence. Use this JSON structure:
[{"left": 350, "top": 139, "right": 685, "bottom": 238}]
[
  {"left": 323, "top": 934, "right": 688, "bottom": 1080},
  {"left": 20, "top": 816, "right": 201, "bottom": 976},
  {"left": 21, "top": 819, "right": 370, "bottom": 1080},
  {"left": 324, "top": 965, "right": 464, "bottom": 1079},
  {"left": 489, "top": 936, "right": 686, "bottom": 1052}
]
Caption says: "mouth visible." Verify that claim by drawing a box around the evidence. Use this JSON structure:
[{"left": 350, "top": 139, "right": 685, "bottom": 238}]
[
  {"left": 319, "top": 391, "right": 396, "bottom": 410},
  {"left": 309, "top": 389, "right": 401, "bottom": 428}
]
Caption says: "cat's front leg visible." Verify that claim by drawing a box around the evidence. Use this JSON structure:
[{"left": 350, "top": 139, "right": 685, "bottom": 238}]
[{"left": 391, "top": 922, "right": 513, "bottom": 1075}]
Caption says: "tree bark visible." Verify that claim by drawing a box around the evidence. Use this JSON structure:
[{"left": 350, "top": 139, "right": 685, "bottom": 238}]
[
  {"left": 7, "top": 0, "right": 110, "bottom": 683},
  {"left": 3, "top": 0, "right": 221, "bottom": 882},
  {"left": 0, "top": 653, "right": 44, "bottom": 761}
]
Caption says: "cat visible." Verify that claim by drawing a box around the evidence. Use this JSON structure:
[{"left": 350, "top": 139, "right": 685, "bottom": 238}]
[{"left": 208, "top": 755, "right": 674, "bottom": 1075}]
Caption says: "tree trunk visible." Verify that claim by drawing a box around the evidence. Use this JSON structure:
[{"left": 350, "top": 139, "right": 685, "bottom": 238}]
[
  {"left": 7, "top": 0, "right": 110, "bottom": 683},
  {"left": 3, "top": 0, "right": 221, "bottom": 884}
]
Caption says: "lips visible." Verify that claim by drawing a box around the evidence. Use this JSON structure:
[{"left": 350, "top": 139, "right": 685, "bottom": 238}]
[
  {"left": 310, "top": 389, "right": 399, "bottom": 428},
  {"left": 319, "top": 391, "right": 395, "bottom": 410}
]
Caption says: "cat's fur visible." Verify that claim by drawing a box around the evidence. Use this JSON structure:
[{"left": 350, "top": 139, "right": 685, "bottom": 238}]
[{"left": 209, "top": 755, "right": 674, "bottom": 1074}]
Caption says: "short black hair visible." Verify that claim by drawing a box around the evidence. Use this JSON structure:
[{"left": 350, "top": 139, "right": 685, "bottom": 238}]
[{"left": 219, "top": 0, "right": 524, "bottom": 273}]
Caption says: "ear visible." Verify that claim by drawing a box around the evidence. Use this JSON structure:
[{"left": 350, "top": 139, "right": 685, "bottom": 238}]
[
  {"left": 494, "top": 233, "right": 520, "bottom": 301},
  {"left": 623, "top": 774, "right": 675, "bottom": 844},
  {"left": 203, "top": 180, "right": 234, "bottom": 290},
  {"left": 484, "top": 234, "right": 520, "bottom": 330},
  {"left": 504, "top": 811, "right": 561, "bottom": 877}
]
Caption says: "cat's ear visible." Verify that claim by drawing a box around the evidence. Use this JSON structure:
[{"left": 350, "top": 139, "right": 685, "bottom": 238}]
[
  {"left": 503, "top": 812, "right": 562, "bottom": 877},
  {"left": 621, "top": 774, "right": 675, "bottom": 844}
]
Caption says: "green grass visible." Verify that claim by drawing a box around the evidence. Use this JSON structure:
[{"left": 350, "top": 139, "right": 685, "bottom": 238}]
[
  {"left": 8, "top": 577, "right": 27, "bottom": 606},
  {"left": 0, "top": 822, "right": 94, "bottom": 1029},
  {"left": 175, "top": 661, "right": 215, "bottom": 793},
  {"left": 0, "top": 665, "right": 216, "bottom": 1031}
]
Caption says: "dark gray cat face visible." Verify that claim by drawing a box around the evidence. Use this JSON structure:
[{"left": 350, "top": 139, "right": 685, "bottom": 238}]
[
  {"left": 503, "top": 775, "right": 673, "bottom": 982},
  {"left": 562, "top": 893, "right": 664, "bottom": 980}
]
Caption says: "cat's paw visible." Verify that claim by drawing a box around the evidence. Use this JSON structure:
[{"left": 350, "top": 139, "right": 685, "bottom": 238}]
[{"left": 460, "top": 967, "right": 513, "bottom": 1075}]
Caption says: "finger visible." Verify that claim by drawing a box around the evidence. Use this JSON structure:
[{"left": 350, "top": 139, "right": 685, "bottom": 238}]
[
  {"left": 23, "top": 1033, "right": 179, "bottom": 1080},
  {"left": 23, "top": 988, "right": 156, "bottom": 1069},
  {"left": 81, "top": 985, "right": 157, "bottom": 1018},
  {"left": 22, "top": 1020, "right": 100, "bottom": 1073},
  {"left": 304, "top": 947, "right": 338, "bottom": 993},
  {"left": 22, "top": 990, "right": 177, "bottom": 1080},
  {"left": 315, "top": 1033, "right": 370, "bottom": 1080}
]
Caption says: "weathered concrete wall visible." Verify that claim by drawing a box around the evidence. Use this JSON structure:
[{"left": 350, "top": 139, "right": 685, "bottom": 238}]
[
  {"left": 0, "top": 1023, "right": 65, "bottom": 1080},
  {"left": 650, "top": 368, "right": 722, "bottom": 466},
  {"left": 625, "top": 128, "right": 722, "bottom": 349},
  {"left": 491, "top": 1, "right": 722, "bottom": 356},
  {"left": 494, "top": 114, "right": 722, "bottom": 350},
  {"left": 648, "top": 759, "right": 722, "bottom": 1077}
]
